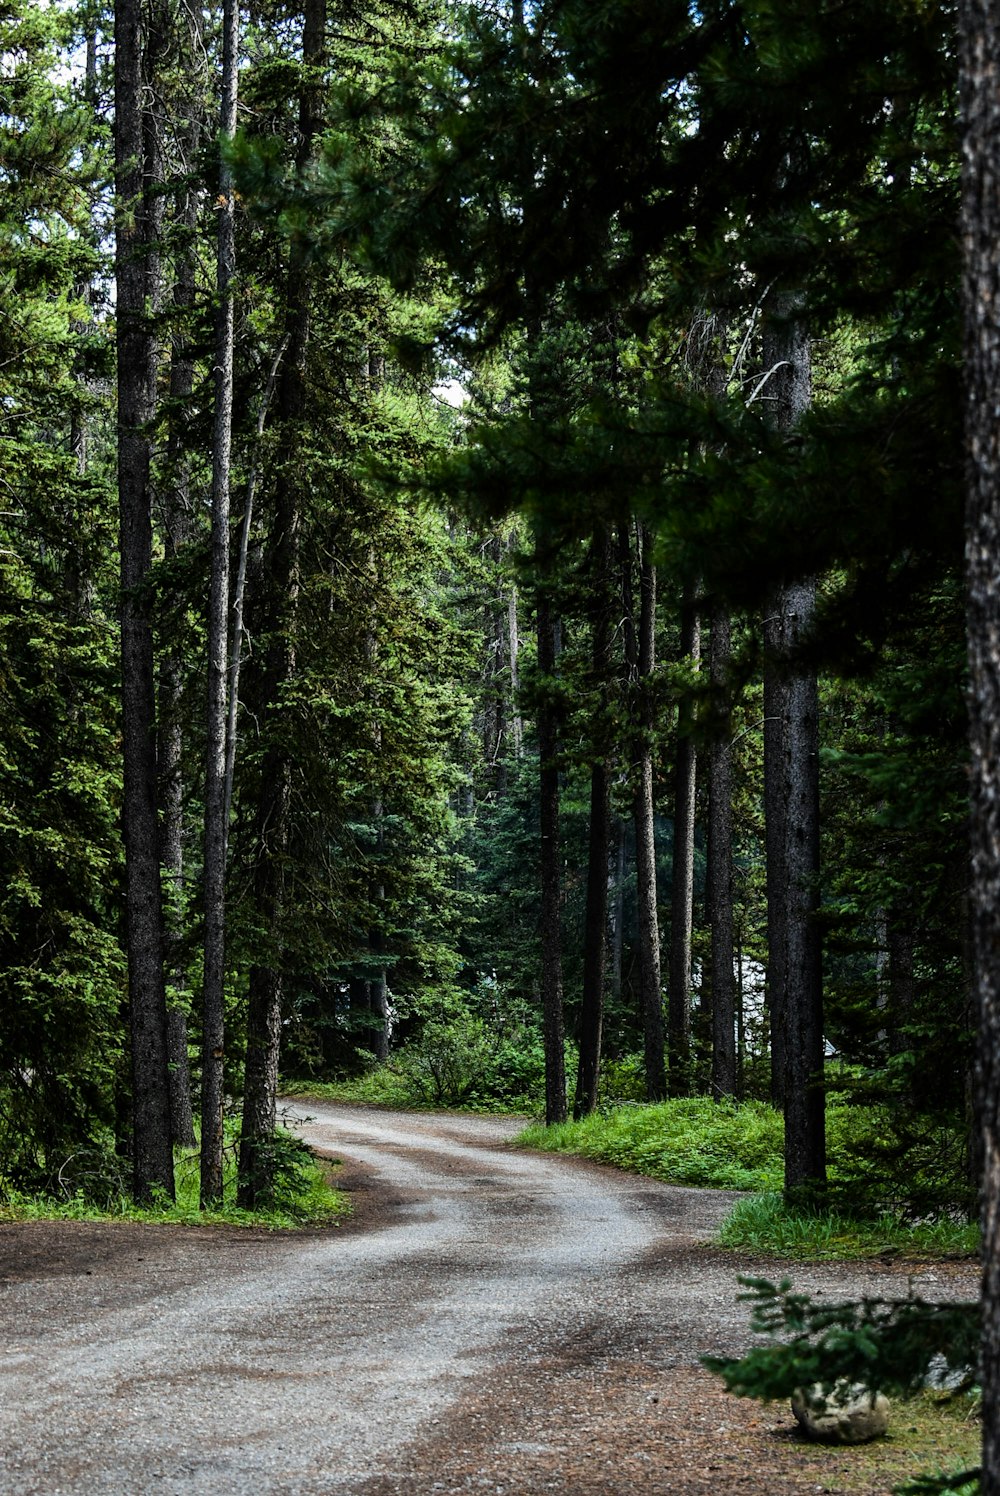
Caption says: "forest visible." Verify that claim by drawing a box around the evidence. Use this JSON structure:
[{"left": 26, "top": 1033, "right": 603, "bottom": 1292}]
[{"left": 6, "top": 0, "right": 1000, "bottom": 1481}]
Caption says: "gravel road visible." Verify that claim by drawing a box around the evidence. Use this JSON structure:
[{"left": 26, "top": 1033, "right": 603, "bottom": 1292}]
[{"left": 0, "top": 1103, "right": 979, "bottom": 1495}]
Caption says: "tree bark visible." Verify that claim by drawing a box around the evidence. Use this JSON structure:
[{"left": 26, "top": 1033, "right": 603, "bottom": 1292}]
[
  {"left": 762, "top": 300, "right": 825, "bottom": 1196},
  {"left": 114, "top": 0, "right": 174, "bottom": 1201},
  {"left": 668, "top": 584, "right": 700, "bottom": 1095},
  {"left": 608, "top": 815, "right": 626, "bottom": 1011},
  {"left": 508, "top": 552, "right": 524, "bottom": 759},
  {"left": 781, "top": 578, "right": 825, "bottom": 1196},
  {"left": 200, "top": 0, "right": 239, "bottom": 1208},
  {"left": 537, "top": 578, "right": 567, "bottom": 1125},
  {"left": 958, "top": 2, "right": 1000, "bottom": 1484},
  {"left": 237, "top": 0, "right": 326, "bottom": 1208},
  {"left": 574, "top": 527, "right": 614, "bottom": 1118},
  {"left": 633, "top": 524, "right": 665, "bottom": 1101},
  {"left": 708, "top": 605, "right": 736, "bottom": 1100},
  {"left": 763, "top": 610, "right": 788, "bottom": 1106}
]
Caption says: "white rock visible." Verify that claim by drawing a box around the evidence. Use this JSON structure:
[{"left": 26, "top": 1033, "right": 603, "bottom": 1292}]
[{"left": 791, "top": 1381, "right": 890, "bottom": 1444}]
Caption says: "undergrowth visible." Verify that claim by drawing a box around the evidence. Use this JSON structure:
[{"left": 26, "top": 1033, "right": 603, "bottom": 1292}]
[
  {"left": 515, "top": 1097, "right": 978, "bottom": 1259},
  {"left": 516, "top": 1098, "right": 784, "bottom": 1190},
  {"left": 717, "top": 1192, "right": 979, "bottom": 1260},
  {"left": 0, "top": 1124, "right": 349, "bottom": 1230}
]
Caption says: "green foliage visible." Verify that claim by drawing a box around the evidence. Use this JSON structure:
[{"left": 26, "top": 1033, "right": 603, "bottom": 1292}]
[
  {"left": 517, "top": 1097, "right": 785, "bottom": 1191},
  {"left": 705, "top": 1276, "right": 978, "bottom": 1404},
  {"left": 896, "top": 1472, "right": 980, "bottom": 1496},
  {"left": 288, "top": 979, "right": 548, "bottom": 1113},
  {"left": 0, "top": 1126, "right": 348, "bottom": 1230},
  {"left": 517, "top": 1095, "right": 973, "bottom": 1218},
  {"left": 704, "top": 1277, "right": 981, "bottom": 1496},
  {"left": 717, "top": 1193, "right": 978, "bottom": 1262}
]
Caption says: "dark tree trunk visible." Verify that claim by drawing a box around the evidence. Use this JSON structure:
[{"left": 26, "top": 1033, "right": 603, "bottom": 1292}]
[
  {"left": 574, "top": 528, "right": 614, "bottom": 1119},
  {"left": 634, "top": 525, "right": 665, "bottom": 1100},
  {"left": 508, "top": 552, "right": 524, "bottom": 759},
  {"left": 958, "top": 2, "right": 1000, "bottom": 1485},
  {"left": 537, "top": 579, "right": 567, "bottom": 1125},
  {"left": 763, "top": 614, "right": 788, "bottom": 1106},
  {"left": 238, "top": 0, "right": 326, "bottom": 1208},
  {"left": 668, "top": 584, "right": 700, "bottom": 1095},
  {"left": 200, "top": 0, "right": 239, "bottom": 1208},
  {"left": 762, "top": 300, "right": 825, "bottom": 1196},
  {"left": 608, "top": 816, "right": 626, "bottom": 1011},
  {"left": 369, "top": 800, "right": 390, "bottom": 1063},
  {"left": 114, "top": 0, "right": 174, "bottom": 1201},
  {"left": 157, "top": 36, "right": 203, "bottom": 1153},
  {"left": 159, "top": 655, "right": 195, "bottom": 1149},
  {"left": 781, "top": 578, "right": 825, "bottom": 1197},
  {"left": 708, "top": 605, "right": 736, "bottom": 1100}
]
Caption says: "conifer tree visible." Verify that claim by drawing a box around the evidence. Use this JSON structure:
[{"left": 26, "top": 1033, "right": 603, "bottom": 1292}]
[{"left": 114, "top": 0, "right": 174, "bottom": 1202}]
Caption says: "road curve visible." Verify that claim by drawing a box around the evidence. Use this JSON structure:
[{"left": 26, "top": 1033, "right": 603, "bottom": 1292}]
[{"left": 0, "top": 1103, "right": 978, "bottom": 1495}]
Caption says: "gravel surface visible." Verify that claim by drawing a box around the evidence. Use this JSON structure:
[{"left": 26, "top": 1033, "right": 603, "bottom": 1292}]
[{"left": 0, "top": 1102, "right": 979, "bottom": 1495}]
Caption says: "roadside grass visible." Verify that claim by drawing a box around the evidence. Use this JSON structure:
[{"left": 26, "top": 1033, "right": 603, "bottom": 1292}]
[
  {"left": 0, "top": 1126, "right": 349, "bottom": 1230},
  {"left": 759, "top": 1392, "right": 981, "bottom": 1496},
  {"left": 515, "top": 1097, "right": 978, "bottom": 1260},
  {"left": 282, "top": 1070, "right": 537, "bottom": 1116},
  {"left": 283, "top": 1070, "right": 431, "bottom": 1110},
  {"left": 516, "top": 1098, "right": 784, "bottom": 1191},
  {"left": 717, "top": 1191, "right": 979, "bottom": 1261}
]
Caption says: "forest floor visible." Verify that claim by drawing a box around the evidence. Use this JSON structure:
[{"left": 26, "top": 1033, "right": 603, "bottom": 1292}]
[{"left": 0, "top": 1102, "right": 979, "bottom": 1496}]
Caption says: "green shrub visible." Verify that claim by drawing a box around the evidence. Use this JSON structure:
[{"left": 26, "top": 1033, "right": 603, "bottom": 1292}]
[{"left": 0, "top": 1122, "right": 348, "bottom": 1230}]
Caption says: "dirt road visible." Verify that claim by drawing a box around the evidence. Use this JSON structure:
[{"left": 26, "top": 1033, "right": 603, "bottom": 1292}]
[{"left": 0, "top": 1103, "right": 978, "bottom": 1494}]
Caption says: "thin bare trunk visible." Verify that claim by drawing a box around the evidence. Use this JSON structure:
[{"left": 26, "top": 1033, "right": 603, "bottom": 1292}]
[
  {"left": 668, "top": 585, "right": 700, "bottom": 1095},
  {"left": 634, "top": 524, "right": 664, "bottom": 1100},
  {"left": 200, "top": 0, "right": 239, "bottom": 1208},
  {"left": 223, "top": 338, "right": 287, "bottom": 832},
  {"left": 574, "top": 528, "right": 614, "bottom": 1118},
  {"left": 708, "top": 605, "right": 736, "bottom": 1099},
  {"left": 508, "top": 577, "right": 523, "bottom": 757},
  {"left": 537, "top": 577, "right": 566, "bottom": 1125}
]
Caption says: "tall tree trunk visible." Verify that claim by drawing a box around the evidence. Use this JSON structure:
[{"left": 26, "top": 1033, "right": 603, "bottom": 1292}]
[
  {"left": 157, "top": 33, "right": 205, "bottom": 1151},
  {"left": 781, "top": 577, "right": 825, "bottom": 1197},
  {"left": 369, "top": 797, "right": 390, "bottom": 1063},
  {"left": 958, "top": 3, "right": 1000, "bottom": 1484},
  {"left": 238, "top": 0, "right": 326, "bottom": 1208},
  {"left": 763, "top": 610, "right": 788, "bottom": 1106},
  {"left": 608, "top": 815, "right": 626, "bottom": 1011},
  {"left": 200, "top": 0, "right": 239, "bottom": 1208},
  {"left": 708, "top": 604, "right": 736, "bottom": 1099},
  {"left": 508, "top": 545, "right": 524, "bottom": 759},
  {"left": 114, "top": 0, "right": 174, "bottom": 1201},
  {"left": 668, "top": 583, "right": 700, "bottom": 1095},
  {"left": 574, "top": 527, "right": 614, "bottom": 1118},
  {"left": 762, "top": 299, "right": 825, "bottom": 1195},
  {"left": 536, "top": 576, "right": 567, "bottom": 1125},
  {"left": 633, "top": 524, "right": 665, "bottom": 1100}
]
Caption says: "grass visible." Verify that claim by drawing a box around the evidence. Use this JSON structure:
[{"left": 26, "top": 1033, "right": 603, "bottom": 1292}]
[
  {"left": 516, "top": 1097, "right": 785, "bottom": 1190},
  {"left": 282, "top": 1071, "right": 534, "bottom": 1116},
  {"left": 757, "top": 1391, "right": 981, "bottom": 1495},
  {"left": 717, "top": 1191, "right": 979, "bottom": 1261},
  {"left": 515, "top": 1096, "right": 978, "bottom": 1261},
  {"left": 283, "top": 1070, "right": 437, "bottom": 1110},
  {"left": 0, "top": 1127, "right": 350, "bottom": 1231}
]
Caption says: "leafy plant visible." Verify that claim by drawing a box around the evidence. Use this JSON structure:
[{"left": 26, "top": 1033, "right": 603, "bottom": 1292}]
[{"left": 705, "top": 1277, "right": 978, "bottom": 1405}]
